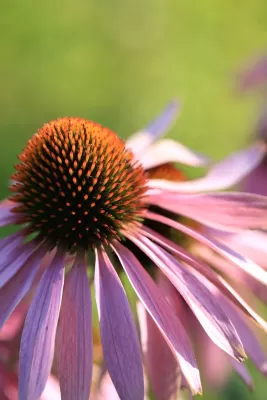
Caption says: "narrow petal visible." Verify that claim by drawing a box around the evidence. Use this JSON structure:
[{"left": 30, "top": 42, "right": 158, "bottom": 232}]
[
  {"left": 237, "top": 54, "right": 267, "bottom": 91},
  {"left": 140, "top": 139, "right": 209, "bottom": 170},
  {"left": 0, "top": 246, "right": 46, "bottom": 329},
  {"left": 0, "top": 242, "right": 36, "bottom": 289},
  {"left": 19, "top": 250, "right": 65, "bottom": 400},
  {"left": 55, "top": 257, "right": 93, "bottom": 400},
  {"left": 97, "top": 372, "right": 120, "bottom": 400},
  {"left": 112, "top": 241, "right": 202, "bottom": 395},
  {"left": 0, "top": 231, "right": 25, "bottom": 265},
  {"left": 94, "top": 248, "right": 144, "bottom": 400},
  {"left": 140, "top": 226, "right": 267, "bottom": 330},
  {"left": 232, "top": 361, "right": 253, "bottom": 389},
  {"left": 0, "top": 199, "right": 20, "bottom": 227},
  {"left": 146, "top": 192, "right": 267, "bottom": 231},
  {"left": 128, "top": 234, "right": 245, "bottom": 361},
  {"left": 126, "top": 101, "right": 180, "bottom": 156},
  {"left": 148, "top": 143, "right": 266, "bottom": 192},
  {"left": 145, "top": 211, "right": 267, "bottom": 286},
  {"left": 137, "top": 299, "right": 179, "bottom": 400},
  {"left": 193, "top": 272, "right": 267, "bottom": 375}
]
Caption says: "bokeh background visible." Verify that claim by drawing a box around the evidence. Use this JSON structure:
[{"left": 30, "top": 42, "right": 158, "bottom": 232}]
[{"left": 0, "top": 1, "right": 267, "bottom": 399}]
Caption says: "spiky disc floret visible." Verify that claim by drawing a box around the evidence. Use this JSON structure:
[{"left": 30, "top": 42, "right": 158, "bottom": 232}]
[{"left": 10, "top": 118, "right": 147, "bottom": 253}]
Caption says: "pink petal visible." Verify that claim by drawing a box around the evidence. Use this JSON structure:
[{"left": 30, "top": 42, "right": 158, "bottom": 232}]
[
  {"left": 137, "top": 299, "right": 179, "bottom": 400},
  {"left": 140, "top": 138, "right": 209, "bottom": 170},
  {"left": 112, "top": 241, "right": 202, "bottom": 395},
  {"left": 0, "top": 242, "right": 37, "bottom": 289},
  {"left": 148, "top": 143, "right": 266, "bottom": 192},
  {"left": 55, "top": 257, "right": 93, "bottom": 400},
  {"left": 96, "top": 372, "right": 120, "bottom": 400},
  {"left": 146, "top": 192, "right": 267, "bottom": 231},
  {"left": 94, "top": 248, "right": 144, "bottom": 400},
  {"left": 145, "top": 211, "right": 267, "bottom": 285},
  {"left": 232, "top": 360, "right": 253, "bottom": 389},
  {"left": 129, "top": 234, "right": 246, "bottom": 361},
  {"left": 40, "top": 375, "right": 61, "bottom": 400},
  {"left": 19, "top": 250, "right": 65, "bottom": 400},
  {"left": 237, "top": 54, "right": 267, "bottom": 91},
  {"left": 0, "top": 231, "right": 25, "bottom": 265},
  {"left": 126, "top": 100, "right": 180, "bottom": 157},
  {"left": 0, "top": 246, "right": 46, "bottom": 329},
  {"left": 140, "top": 226, "right": 267, "bottom": 330},
  {"left": 193, "top": 271, "right": 267, "bottom": 375},
  {"left": 0, "top": 200, "right": 20, "bottom": 227}
]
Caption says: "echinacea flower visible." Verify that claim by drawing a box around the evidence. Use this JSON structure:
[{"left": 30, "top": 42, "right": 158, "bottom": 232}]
[{"left": 1, "top": 102, "right": 267, "bottom": 400}]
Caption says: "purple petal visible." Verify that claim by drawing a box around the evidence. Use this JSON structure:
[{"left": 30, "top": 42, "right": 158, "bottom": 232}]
[
  {"left": 232, "top": 360, "right": 253, "bottom": 389},
  {"left": 140, "top": 225, "right": 267, "bottom": 330},
  {"left": 0, "top": 199, "right": 20, "bottom": 227},
  {"left": 0, "top": 242, "right": 36, "bottom": 289},
  {"left": 94, "top": 248, "right": 144, "bottom": 400},
  {"left": 0, "top": 246, "right": 46, "bottom": 329},
  {"left": 126, "top": 100, "right": 180, "bottom": 156},
  {"left": 137, "top": 299, "right": 179, "bottom": 400},
  {"left": 140, "top": 138, "right": 209, "bottom": 170},
  {"left": 19, "top": 250, "right": 65, "bottom": 400},
  {"left": 195, "top": 274, "right": 267, "bottom": 375},
  {"left": 148, "top": 143, "right": 266, "bottom": 192},
  {"left": 237, "top": 54, "right": 267, "bottom": 91},
  {"left": 0, "top": 231, "right": 25, "bottom": 264},
  {"left": 112, "top": 241, "right": 202, "bottom": 395},
  {"left": 128, "top": 234, "right": 246, "bottom": 361},
  {"left": 55, "top": 257, "right": 93, "bottom": 400},
  {"left": 145, "top": 211, "right": 267, "bottom": 284},
  {"left": 146, "top": 192, "right": 267, "bottom": 231},
  {"left": 97, "top": 372, "right": 120, "bottom": 400}
]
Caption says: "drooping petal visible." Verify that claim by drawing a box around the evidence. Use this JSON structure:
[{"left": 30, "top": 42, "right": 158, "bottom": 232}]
[
  {"left": 232, "top": 361, "right": 253, "bottom": 389},
  {"left": 145, "top": 211, "right": 267, "bottom": 286},
  {"left": 126, "top": 101, "right": 180, "bottom": 156},
  {"left": 19, "top": 250, "right": 65, "bottom": 400},
  {"left": 0, "top": 231, "right": 25, "bottom": 266},
  {"left": 128, "top": 234, "right": 246, "bottom": 361},
  {"left": 96, "top": 372, "right": 120, "bottom": 400},
  {"left": 55, "top": 257, "right": 93, "bottom": 400},
  {"left": 237, "top": 54, "right": 267, "bottom": 91},
  {"left": 0, "top": 242, "right": 37, "bottom": 289},
  {"left": 140, "top": 226, "right": 267, "bottom": 330},
  {"left": 145, "top": 192, "right": 267, "bottom": 231},
  {"left": 112, "top": 241, "right": 202, "bottom": 395},
  {"left": 192, "top": 271, "right": 267, "bottom": 375},
  {"left": 94, "top": 248, "right": 144, "bottom": 400},
  {"left": 148, "top": 143, "right": 266, "bottom": 192},
  {"left": 0, "top": 199, "right": 20, "bottom": 227},
  {"left": 0, "top": 246, "right": 46, "bottom": 329},
  {"left": 137, "top": 299, "right": 179, "bottom": 400},
  {"left": 140, "top": 139, "right": 209, "bottom": 170}
]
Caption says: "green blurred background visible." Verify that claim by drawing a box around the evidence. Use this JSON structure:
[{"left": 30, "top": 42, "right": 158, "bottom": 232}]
[{"left": 1, "top": 1, "right": 267, "bottom": 399}]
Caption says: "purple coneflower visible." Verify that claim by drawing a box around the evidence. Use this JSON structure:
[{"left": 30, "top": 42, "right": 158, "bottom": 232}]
[{"left": 1, "top": 102, "right": 267, "bottom": 400}]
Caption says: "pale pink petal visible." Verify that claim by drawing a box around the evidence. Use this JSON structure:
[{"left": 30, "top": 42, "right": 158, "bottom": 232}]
[
  {"left": 140, "top": 139, "right": 209, "bottom": 170},
  {"left": 96, "top": 372, "right": 120, "bottom": 400},
  {"left": 232, "top": 361, "right": 253, "bottom": 389},
  {"left": 0, "top": 200, "right": 20, "bottom": 227},
  {"left": 145, "top": 211, "right": 267, "bottom": 285},
  {"left": 0, "top": 242, "right": 37, "bottom": 289},
  {"left": 128, "top": 234, "right": 246, "bottom": 361},
  {"left": 140, "top": 225, "right": 267, "bottom": 331},
  {"left": 0, "top": 246, "right": 46, "bottom": 329},
  {"left": 137, "top": 300, "right": 179, "bottom": 400},
  {"left": 19, "top": 250, "right": 65, "bottom": 400},
  {"left": 145, "top": 192, "right": 267, "bottom": 231},
  {"left": 94, "top": 248, "right": 144, "bottom": 400},
  {"left": 148, "top": 143, "right": 266, "bottom": 192},
  {"left": 55, "top": 257, "right": 93, "bottom": 400},
  {"left": 112, "top": 241, "right": 202, "bottom": 395},
  {"left": 126, "top": 100, "right": 180, "bottom": 156},
  {"left": 40, "top": 375, "right": 61, "bottom": 400}
]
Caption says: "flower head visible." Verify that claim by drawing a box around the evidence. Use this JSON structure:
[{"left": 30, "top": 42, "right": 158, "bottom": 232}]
[{"left": 1, "top": 102, "right": 267, "bottom": 400}]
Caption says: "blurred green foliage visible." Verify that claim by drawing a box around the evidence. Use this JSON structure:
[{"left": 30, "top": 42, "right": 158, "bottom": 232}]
[{"left": 0, "top": 1, "right": 267, "bottom": 399}]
